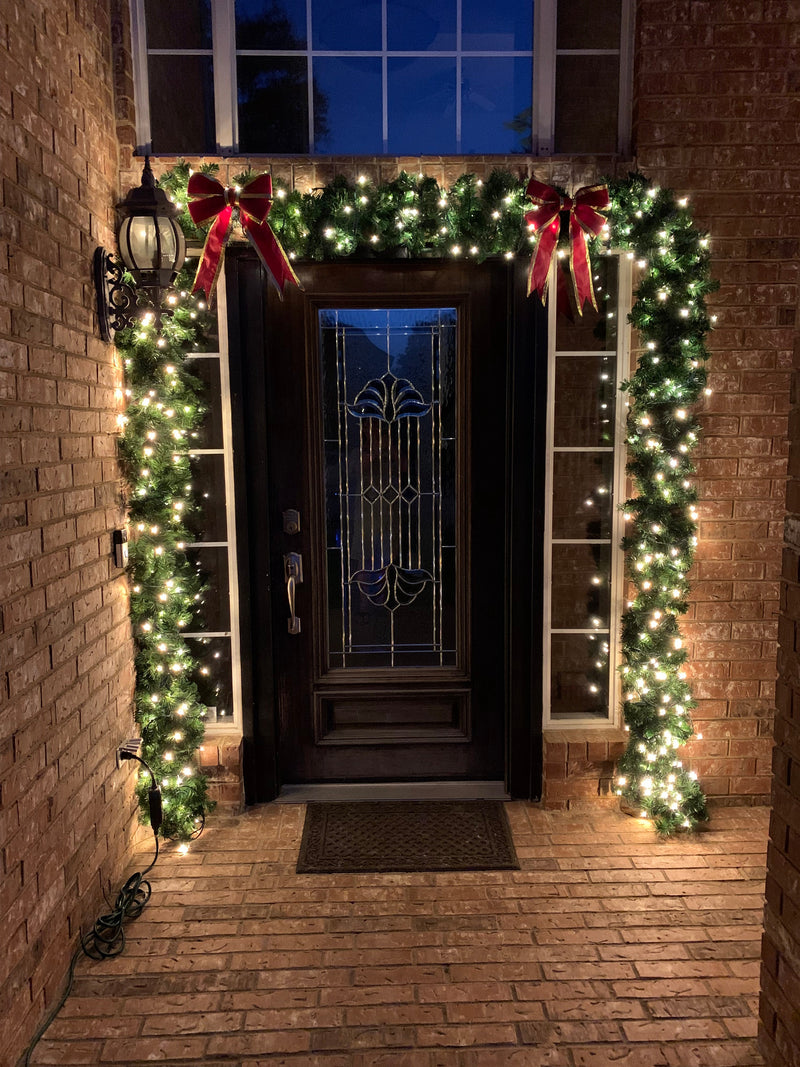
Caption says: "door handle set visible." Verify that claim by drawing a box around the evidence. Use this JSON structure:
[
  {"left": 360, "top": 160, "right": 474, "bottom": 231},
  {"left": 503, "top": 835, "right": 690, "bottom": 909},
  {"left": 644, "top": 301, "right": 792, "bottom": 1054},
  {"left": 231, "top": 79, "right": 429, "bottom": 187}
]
[{"left": 284, "top": 551, "right": 303, "bottom": 634}]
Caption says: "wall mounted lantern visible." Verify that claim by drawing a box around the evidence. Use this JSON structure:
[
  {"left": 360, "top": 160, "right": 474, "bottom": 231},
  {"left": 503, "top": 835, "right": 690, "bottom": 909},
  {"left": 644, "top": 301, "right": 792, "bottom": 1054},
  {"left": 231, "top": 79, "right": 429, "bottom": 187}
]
[{"left": 94, "top": 157, "right": 186, "bottom": 341}]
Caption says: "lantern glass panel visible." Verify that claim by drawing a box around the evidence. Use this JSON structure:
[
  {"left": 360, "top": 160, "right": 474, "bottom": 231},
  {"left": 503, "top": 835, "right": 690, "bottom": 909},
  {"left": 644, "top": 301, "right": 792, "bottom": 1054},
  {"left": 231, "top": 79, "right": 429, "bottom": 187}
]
[{"left": 124, "top": 215, "right": 179, "bottom": 270}]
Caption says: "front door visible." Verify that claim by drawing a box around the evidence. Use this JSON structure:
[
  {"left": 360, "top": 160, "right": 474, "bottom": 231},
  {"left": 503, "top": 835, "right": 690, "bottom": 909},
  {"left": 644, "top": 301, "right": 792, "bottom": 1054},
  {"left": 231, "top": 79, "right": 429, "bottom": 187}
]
[{"left": 228, "top": 256, "right": 544, "bottom": 797}]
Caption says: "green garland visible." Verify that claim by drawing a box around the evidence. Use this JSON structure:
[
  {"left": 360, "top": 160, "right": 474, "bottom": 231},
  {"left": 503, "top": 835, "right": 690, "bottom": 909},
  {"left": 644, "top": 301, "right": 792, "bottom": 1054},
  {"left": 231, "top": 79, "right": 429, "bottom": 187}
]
[
  {"left": 117, "top": 279, "right": 216, "bottom": 839},
  {"left": 606, "top": 176, "right": 715, "bottom": 833},
  {"left": 124, "top": 163, "right": 714, "bottom": 835}
]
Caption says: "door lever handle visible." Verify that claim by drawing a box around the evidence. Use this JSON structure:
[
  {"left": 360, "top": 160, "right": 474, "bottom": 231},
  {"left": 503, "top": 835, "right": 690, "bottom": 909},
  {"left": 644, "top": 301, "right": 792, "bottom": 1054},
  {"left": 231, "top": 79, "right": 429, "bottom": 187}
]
[{"left": 284, "top": 552, "right": 303, "bottom": 634}]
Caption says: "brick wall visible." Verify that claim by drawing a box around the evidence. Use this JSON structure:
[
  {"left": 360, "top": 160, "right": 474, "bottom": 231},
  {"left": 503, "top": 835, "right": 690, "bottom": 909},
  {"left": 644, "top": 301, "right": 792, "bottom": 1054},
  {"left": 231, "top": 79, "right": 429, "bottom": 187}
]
[
  {"left": 0, "top": 1, "right": 139, "bottom": 1062},
  {"left": 634, "top": 0, "right": 797, "bottom": 807},
  {"left": 761, "top": 307, "right": 800, "bottom": 1059}
]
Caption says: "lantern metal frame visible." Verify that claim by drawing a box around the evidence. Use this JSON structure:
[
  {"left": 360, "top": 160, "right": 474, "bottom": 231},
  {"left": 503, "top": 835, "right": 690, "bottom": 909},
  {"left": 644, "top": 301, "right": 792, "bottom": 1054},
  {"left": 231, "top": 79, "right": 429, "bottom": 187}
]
[{"left": 94, "top": 157, "right": 186, "bottom": 341}]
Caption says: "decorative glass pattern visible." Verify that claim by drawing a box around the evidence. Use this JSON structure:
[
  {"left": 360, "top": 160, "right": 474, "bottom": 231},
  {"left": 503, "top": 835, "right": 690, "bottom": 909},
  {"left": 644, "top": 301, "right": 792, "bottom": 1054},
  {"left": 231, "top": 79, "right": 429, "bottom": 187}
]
[{"left": 320, "top": 309, "right": 457, "bottom": 669}]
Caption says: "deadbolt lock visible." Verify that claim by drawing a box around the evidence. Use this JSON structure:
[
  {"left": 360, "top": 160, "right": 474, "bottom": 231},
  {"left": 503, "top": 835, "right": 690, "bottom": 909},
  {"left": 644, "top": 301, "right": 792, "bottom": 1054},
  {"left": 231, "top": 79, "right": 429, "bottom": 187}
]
[{"left": 283, "top": 508, "right": 301, "bottom": 535}]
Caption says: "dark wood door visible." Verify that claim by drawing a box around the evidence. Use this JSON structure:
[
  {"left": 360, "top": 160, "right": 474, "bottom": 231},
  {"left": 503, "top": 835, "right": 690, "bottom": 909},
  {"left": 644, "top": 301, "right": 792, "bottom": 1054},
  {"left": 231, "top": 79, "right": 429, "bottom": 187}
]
[{"left": 229, "top": 256, "right": 545, "bottom": 795}]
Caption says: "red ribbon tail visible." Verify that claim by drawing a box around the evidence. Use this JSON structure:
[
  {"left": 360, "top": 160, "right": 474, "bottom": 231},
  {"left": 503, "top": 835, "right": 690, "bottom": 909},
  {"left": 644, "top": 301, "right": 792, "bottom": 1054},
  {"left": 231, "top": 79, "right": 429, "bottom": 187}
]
[
  {"left": 192, "top": 205, "right": 234, "bottom": 302},
  {"left": 243, "top": 216, "right": 302, "bottom": 298},
  {"left": 568, "top": 216, "right": 596, "bottom": 315},
  {"left": 527, "top": 220, "right": 559, "bottom": 302}
]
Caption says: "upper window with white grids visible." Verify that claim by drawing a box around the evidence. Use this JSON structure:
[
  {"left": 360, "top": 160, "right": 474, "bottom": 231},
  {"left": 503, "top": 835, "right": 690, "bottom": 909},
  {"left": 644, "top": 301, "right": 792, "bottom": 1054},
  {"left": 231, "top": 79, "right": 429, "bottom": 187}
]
[{"left": 131, "top": 0, "right": 633, "bottom": 156}]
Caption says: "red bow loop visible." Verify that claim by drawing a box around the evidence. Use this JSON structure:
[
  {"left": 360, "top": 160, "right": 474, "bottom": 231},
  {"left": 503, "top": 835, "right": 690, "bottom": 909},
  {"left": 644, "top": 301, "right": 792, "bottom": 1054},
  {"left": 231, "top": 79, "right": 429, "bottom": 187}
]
[
  {"left": 524, "top": 179, "right": 609, "bottom": 314},
  {"left": 187, "top": 172, "right": 300, "bottom": 302}
]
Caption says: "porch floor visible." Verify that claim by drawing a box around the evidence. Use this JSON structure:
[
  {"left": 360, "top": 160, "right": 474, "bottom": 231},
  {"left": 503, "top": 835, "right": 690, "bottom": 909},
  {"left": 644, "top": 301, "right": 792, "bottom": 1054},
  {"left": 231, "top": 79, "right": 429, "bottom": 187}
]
[{"left": 33, "top": 802, "right": 769, "bottom": 1066}]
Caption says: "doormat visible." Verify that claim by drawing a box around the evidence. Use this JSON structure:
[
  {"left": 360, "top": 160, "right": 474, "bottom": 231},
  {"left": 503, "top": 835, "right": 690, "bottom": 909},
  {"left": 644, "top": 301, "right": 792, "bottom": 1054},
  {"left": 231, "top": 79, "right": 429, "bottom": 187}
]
[{"left": 296, "top": 799, "right": 519, "bottom": 873}]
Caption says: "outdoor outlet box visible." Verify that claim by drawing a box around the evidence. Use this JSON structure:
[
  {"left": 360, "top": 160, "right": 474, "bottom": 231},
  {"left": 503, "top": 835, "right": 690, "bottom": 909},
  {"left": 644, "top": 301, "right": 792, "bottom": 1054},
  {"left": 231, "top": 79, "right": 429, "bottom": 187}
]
[{"left": 113, "top": 528, "right": 128, "bottom": 569}]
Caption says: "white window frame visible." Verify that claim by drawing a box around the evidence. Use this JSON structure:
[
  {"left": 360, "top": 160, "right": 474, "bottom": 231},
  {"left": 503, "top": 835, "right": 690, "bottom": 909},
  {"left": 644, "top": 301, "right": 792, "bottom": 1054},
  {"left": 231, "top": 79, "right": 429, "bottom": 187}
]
[
  {"left": 542, "top": 250, "right": 632, "bottom": 729},
  {"left": 129, "top": 0, "right": 633, "bottom": 156}
]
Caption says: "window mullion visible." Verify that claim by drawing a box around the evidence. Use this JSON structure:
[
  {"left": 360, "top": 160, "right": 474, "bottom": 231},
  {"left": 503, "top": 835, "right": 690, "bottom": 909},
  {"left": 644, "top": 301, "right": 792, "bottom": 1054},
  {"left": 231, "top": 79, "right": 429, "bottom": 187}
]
[
  {"left": 532, "top": 0, "right": 556, "bottom": 156},
  {"left": 382, "top": 0, "right": 388, "bottom": 155},
  {"left": 212, "top": 0, "right": 238, "bottom": 153}
]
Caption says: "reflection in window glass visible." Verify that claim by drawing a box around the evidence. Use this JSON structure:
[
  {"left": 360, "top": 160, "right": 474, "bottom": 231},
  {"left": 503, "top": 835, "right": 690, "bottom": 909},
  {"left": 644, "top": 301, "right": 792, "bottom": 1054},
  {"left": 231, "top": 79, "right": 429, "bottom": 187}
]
[
  {"left": 236, "top": 0, "right": 307, "bottom": 48},
  {"left": 313, "top": 0, "right": 382, "bottom": 49},
  {"left": 186, "top": 637, "right": 234, "bottom": 722},
  {"left": 555, "top": 257, "right": 619, "bottom": 350},
  {"left": 462, "top": 0, "right": 532, "bottom": 50},
  {"left": 555, "top": 55, "right": 619, "bottom": 154},
  {"left": 461, "top": 57, "right": 532, "bottom": 154},
  {"left": 388, "top": 0, "right": 456, "bottom": 50},
  {"left": 145, "top": 0, "right": 211, "bottom": 49},
  {"left": 186, "top": 455, "right": 228, "bottom": 542},
  {"left": 388, "top": 58, "right": 457, "bottom": 155},
  {"left": 237, "top": 57, "right": 309, "bottom": 152},
  {"left": 557, "top": 0, "right": 621, "bottom": 49},
  {"left": 313, "top": 59, "right": 383, "bottom": 154},
  {"left": 186, "top": 548, "right": 232, "bottom": 632},
  {"left": 551, "top": 452, "right": 614, "bottom": 540},
  {"left": 149, "top": 56, "right": 215, "bottom": 154},
  {"left": 553, "top": 357, "right": 616, "bottom": 448},
  {"left": 185, "top": 358, "right": 224, "bottom": 450},
  {"left": 551, "top": 634, "right": 610, "bottom": 719},
  {"left": 550, "top": 544, "right": 611, "bottom": 631}
]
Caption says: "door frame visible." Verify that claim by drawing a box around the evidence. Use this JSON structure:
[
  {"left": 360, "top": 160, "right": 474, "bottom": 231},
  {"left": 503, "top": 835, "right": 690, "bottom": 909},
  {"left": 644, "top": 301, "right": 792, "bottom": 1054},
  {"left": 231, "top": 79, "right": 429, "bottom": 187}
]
[{"left": 225, "top": 249, "right": 546, "bottom": 802}]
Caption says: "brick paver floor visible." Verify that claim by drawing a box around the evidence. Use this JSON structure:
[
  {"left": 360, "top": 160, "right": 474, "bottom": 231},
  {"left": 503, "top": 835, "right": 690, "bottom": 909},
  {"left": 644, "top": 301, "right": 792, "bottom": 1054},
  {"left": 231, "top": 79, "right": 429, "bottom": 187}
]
[{"left": 32, "top": 801, "right": 769, "bottom": 1066}]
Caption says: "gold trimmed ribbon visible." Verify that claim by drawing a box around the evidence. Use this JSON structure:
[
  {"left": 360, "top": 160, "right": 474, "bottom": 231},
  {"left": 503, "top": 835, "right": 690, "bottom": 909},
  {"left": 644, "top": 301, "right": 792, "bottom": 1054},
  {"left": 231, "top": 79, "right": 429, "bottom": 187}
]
[
  {"left": 187, "top": 173, "right": 300, "bottom": 301},
  {"left": 525, "top": 179, "right": 610, "bottom": 314}
]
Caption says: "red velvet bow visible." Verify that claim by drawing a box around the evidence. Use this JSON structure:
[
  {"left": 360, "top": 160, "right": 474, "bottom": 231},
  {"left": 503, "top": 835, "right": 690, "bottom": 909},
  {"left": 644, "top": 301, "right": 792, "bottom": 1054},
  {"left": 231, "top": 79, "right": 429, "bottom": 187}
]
[
  {"left": 524, "top": 179, "right": 610, "bottom": 314},
  {"left": 187, "top": 172, "right": 300, "bottom": 301}
]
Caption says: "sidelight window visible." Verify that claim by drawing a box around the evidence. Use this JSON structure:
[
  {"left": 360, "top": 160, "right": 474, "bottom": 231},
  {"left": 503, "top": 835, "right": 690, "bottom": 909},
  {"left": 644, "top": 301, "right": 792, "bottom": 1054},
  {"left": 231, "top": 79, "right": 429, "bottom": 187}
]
[{"left": 544, "top": 253, "right": 630, "bottom": 724}]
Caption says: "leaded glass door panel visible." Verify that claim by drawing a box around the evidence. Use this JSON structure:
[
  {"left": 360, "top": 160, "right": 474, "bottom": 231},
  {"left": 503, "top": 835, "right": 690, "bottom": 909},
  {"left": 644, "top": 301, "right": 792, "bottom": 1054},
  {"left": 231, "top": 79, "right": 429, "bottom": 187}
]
[
  {"left": 239, "top": 260, "right": 517, "bottom": 786},
  {"left": 321, "top": 308, "right": 457, "bottom": 671}
]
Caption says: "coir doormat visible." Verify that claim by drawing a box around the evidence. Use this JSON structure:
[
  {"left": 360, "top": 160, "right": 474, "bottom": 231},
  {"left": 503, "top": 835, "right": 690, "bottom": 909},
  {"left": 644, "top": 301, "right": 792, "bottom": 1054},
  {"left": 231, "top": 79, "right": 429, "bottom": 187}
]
[{"left": 296, "top": 799, "right": 519, "bottom": 874}]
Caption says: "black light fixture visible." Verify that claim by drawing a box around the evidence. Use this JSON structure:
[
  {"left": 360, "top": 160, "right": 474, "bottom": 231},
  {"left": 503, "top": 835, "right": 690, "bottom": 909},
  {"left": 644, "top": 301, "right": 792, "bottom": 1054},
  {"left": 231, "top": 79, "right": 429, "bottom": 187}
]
[{"left": 94, "top": 157, "right": 186, "bottom": 341}]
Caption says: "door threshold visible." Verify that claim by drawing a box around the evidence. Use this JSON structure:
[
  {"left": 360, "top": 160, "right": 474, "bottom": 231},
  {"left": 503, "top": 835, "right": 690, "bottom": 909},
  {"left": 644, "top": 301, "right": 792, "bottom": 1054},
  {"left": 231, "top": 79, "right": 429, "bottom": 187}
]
[{"left": 274, "top": 780, "right": 510, "bottom": 803}]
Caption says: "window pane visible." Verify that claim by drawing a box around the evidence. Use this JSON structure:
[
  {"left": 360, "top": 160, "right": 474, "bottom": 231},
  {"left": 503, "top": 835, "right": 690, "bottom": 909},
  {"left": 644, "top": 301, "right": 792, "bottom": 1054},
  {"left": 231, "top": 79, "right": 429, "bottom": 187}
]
[
  {"left": 551, "top": 452, "right": 614, "bottom": 540},
  {"left": 553, "top": 356, "right": 616, "bottom": 448},
  {"left": 237, "top": 57, "right": 309, "bottom": 152},
  {"left": 145, "top": 0, "right": 211, "bottom": 49},
  {"left": 313, "top": 0, "right": 381, "bottom": 49},
  {"left": 551, "top": 543, "right": 611, "bottom": 630},
  {"left": 555, "top": 55, "right": 619, "bottom": 153},
  {"left": 388, "top": 58, "right": 457, "bottom": 155},
  {"left": 186, "top": 636, "right": 234, "bottom": 722},
  {"left": 235, "top": 0, "right": 307, "bottom": 49},
  {"left": 462, "top": 0, "right": 532, "bottom": 51},
  {"left": 186, "top": 548, "right": 231, "bottom": 631},
  {"left": 186, "top": 455, "right": 228, "bottom": 542},
  {"left": 461, "top": 57, "right": 532, "bottom": 154},
  {"left": 185, "top": 358, "right": 224, "bottom": 450},
  {"left": 313, "top": 58, "right": 382, "bottom": 154},
  {"left": 388, "top": 0, "right": 456, "bottom": 50},
  {"left": 557, "top": 0, "right": 621, "bottom": 49},
  {"left": 555, "top": 256, "right": 618, "bottom": 351},
  {"left": 149, "top": 56, "right": 215, "bottom": 154},
  {"left": 551, "top": 633, "right": 610, "bottom": 720}
]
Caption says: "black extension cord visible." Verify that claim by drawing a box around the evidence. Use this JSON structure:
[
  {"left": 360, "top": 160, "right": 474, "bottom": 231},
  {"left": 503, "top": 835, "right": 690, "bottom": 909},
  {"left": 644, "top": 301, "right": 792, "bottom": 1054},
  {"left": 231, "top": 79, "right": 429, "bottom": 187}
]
[{"left": 21, "top": 753, "right": 162, "bottom": 1067}]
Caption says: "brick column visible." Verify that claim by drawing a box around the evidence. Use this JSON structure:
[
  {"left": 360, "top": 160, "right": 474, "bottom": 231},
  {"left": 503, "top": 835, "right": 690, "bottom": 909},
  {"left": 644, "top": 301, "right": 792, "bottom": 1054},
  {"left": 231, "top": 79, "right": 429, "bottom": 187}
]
[{"left": 760, "top": 329, "right": 800, "bottom": 1064}]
